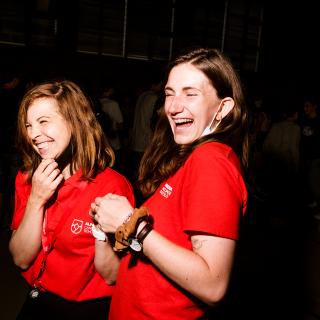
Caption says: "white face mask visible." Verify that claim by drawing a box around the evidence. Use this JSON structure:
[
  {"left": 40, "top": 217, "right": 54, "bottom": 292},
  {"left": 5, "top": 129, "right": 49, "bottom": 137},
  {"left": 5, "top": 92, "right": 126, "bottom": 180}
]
[{"left": 201, "top": 104, "right": 222, "bottom": 137}]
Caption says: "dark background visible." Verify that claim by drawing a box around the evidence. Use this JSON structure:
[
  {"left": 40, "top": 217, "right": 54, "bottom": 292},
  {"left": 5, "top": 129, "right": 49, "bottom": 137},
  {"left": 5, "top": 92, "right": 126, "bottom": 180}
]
[
  {"left": 0, "top": 1, "right": 319, "bottom": 319},
  {"left": 1, "top": 0, "right": 319, "bottom": 98}
]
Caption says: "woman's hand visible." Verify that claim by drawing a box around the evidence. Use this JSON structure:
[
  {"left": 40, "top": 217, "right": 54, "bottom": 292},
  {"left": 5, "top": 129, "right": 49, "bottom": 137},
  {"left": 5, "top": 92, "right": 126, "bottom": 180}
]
[
  {"left": 90, "top": 194, "right": 134, "bottom": 233},
  {"left": 30, "top": 159, "right": 63, "bottom": 205}
]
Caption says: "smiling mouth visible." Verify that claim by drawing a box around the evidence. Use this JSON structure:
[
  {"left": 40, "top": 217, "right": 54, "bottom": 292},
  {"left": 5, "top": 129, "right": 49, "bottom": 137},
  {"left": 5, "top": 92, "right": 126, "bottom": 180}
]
[
  {"left": 36, "top": 142, "right": 50, "bottom": 149},
  {"left": 174, "top": 118, "right": 193, "bottom": 127}
]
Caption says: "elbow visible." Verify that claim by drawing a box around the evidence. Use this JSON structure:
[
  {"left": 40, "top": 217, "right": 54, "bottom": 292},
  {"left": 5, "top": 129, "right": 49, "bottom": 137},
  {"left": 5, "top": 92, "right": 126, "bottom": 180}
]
[
  {"left": 98, "top": 268, "right": 117, "bottom": 285},
  {"left": 9, "top": 244, "right": 31, "bottom": 271},
  {"left": 200, "top": 281, "right": 229, "bottom": 306},
  {"left": 94, "top": 261, "right": 118, "bottom": 285},
  {"left": 11, "top": 255, "right": 30, "bottom": 271},
  {"left": 104, "top": 276, "right": 117, "bottom": 286},
  {"left": 204, "top": 290, "right": 227, "bottom": 307}
]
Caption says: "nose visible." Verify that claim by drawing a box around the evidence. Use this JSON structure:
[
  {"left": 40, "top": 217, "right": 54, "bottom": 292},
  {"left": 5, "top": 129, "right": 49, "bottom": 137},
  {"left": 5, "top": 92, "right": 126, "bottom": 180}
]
[
  {"left": 166, "top": 95, "right": 184, "bottom": 114},
  {"left": 28, "top": 124, "right": 41, "bottom": 140}
]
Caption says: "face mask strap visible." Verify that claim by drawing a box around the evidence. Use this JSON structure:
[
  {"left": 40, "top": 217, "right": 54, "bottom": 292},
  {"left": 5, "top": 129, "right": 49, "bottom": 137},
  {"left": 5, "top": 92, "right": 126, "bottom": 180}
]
[{"left": 201, "top": 101, "right": 223, "bottom": 137}]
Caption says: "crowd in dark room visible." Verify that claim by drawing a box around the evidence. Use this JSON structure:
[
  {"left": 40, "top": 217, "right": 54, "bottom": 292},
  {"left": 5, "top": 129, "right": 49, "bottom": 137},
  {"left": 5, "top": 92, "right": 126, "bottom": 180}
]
[
  {"left": 1, "top": 2, "right": 320, "bottom": 320},
  {"left": 1, "top": 56, "right": 320, "bottom": 320}
]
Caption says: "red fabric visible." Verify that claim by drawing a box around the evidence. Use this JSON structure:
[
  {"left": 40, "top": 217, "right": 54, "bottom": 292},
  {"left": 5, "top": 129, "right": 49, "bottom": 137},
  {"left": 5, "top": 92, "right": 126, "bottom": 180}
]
[
  {"left": 11, "top": 168, "right": 135, "bottom": 301},
  {"left": 109, "top": 142, "right": 247, "bottom": 320}
]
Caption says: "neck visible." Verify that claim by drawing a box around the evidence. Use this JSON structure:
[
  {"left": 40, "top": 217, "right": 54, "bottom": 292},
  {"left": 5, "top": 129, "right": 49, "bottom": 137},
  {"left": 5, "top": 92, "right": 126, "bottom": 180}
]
[{"left": 57, "top": 143, "right": 73, "bottom": 179}]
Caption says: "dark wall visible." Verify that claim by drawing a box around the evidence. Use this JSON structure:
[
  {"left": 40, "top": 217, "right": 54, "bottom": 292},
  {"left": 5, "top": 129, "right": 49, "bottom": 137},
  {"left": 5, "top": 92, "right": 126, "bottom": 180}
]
[
  {"left": 1, "top": 1, "right": 319, "bottom": 100},
  {"left": 261, "top": 1, "right": 319, "bottom": 95}
]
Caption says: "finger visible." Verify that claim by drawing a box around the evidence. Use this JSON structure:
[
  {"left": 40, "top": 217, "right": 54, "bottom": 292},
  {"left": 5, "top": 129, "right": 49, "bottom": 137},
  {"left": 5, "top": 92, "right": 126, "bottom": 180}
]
[
  {"left": 96, "top": 224, "right": 102, "bottom": 231},
  {"left": 47, "top": 168, "right": 61, "bottom": 182},
  {"left": 37, "top": 159, "right": 56, "bottom": 173},
  {"left": 94, "top": 197, "right": 102, "bottom": 206},
  {"left": 90, "top": 202, "right": 97, "bottom": 212},
  {"left": 89, "top": 209, "right": 95, "bottom": 219},
  {"left": 42, "top": 161, "right": 59, "bottom": 176},
  {"left": 94, "top": 213, "right": 100, "bottom": 223},
  {"left": 104, "top": 193, "right": 116, "bottom": 199}
]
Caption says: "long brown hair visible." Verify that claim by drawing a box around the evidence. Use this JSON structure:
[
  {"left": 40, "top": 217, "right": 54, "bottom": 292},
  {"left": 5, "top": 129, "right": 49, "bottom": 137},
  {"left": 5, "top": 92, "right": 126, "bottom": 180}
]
[
  {"left": 16, "top": 80, "right": 114, "bottom": 182},
  {"left": 137, "top": 48, "right": 249, "bottom": 197}
]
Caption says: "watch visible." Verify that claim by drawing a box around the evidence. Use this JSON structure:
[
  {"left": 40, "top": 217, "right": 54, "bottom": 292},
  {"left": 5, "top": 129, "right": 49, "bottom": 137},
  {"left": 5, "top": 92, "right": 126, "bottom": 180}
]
[
  {"left": 128, "top": 238, "right": 142, "bottom": 252},
  {"left": 129, "top": 222, "right": 153, "bottom": 252}
]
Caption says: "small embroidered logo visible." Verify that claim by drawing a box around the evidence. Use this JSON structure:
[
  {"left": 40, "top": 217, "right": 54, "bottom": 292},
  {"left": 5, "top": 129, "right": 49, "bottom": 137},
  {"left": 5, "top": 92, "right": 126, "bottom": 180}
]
[
  {"left": 160, "top": 183, "right": 172, "bottom": 199},
  {"left": 71, "top": 219, "right": 83, "bottom": 234}
]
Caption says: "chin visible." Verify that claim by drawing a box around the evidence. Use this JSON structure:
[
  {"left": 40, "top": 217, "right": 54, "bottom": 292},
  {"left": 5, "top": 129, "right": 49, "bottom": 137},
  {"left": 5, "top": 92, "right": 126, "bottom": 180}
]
[
  {"left": 38, "top": 152, "right": 48, "bottom": 158},
  {"left": 174, "top": 136, "right": 196, "bottom": 145}
]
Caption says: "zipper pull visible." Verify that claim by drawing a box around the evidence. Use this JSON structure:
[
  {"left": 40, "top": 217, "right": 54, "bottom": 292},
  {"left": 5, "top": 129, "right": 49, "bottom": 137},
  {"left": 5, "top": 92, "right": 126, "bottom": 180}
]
[{"left": 29, "top": 286, "right": 39, "bottom": 299}]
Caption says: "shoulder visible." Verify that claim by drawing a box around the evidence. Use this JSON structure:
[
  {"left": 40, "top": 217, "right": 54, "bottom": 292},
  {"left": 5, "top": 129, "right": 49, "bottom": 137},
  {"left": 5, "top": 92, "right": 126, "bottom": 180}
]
[
  {"left": 16, "top": 170, "right": 28, "bottom": 185},
  {"left": 94, "top": 168, "right": 135, "bottom": 205},
  {"left": 186, "top": 142, "right": 244, "bottom": 176},
  {"left": 94, "top": 167, "right": 133, "bottom": 191},
  {"left": 191, "top": 142, "right": 239, "bottom": 163},
  {"left": 95, "top": 167, "right": 129, "bottom": 182},
  {"left": 15, "top": 170, "right": 31, "bottom": 196}
]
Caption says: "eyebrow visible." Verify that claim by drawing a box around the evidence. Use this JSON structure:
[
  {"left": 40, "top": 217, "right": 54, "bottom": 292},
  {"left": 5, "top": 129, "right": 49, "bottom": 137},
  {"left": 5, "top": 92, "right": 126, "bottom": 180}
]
[
  {"left": 35, "top": 115, "right": 51, "bottom": 122},
  {"left": 165, "top": 86, "right": 200, "bottom": 92}
]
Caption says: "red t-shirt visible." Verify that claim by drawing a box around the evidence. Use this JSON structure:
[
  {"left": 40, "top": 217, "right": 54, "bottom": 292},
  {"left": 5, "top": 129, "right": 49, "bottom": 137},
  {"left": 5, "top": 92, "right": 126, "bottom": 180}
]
[
  {"left": 11, "top": 168, "right": 135, "bottom": 301},
  {"left": 109, "top": 142, "right": 247, "bottom": 320}
]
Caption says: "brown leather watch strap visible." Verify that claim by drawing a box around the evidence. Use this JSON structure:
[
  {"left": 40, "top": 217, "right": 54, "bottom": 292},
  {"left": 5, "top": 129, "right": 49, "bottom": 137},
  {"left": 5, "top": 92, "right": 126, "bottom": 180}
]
[
  {"left": 136, "top": 222, "right": 153, "bottom": 244},
  {"left": 114, "top": 206, "right": 149, "bottom": 251}
]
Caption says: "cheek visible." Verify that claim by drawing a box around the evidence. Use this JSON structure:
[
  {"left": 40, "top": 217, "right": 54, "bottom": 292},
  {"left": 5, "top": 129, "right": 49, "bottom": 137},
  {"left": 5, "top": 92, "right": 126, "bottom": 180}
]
[
  {"left": 26, "top": 128, "right": 32, "bottom": 140},
  {"left": 163, "top": 101, "right": 171, "bottom": 114},
  {"left": 53, "top": 122, "right": 71, "bottom": 141},
  {"left": 61, "top": 128, "right": 72, "bottom": 145}
]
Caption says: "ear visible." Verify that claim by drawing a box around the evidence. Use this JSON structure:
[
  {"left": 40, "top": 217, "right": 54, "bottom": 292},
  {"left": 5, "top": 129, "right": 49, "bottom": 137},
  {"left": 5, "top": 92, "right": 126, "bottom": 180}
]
[{"left": 216, "top": 97, "right": 235, "bottom": 120}]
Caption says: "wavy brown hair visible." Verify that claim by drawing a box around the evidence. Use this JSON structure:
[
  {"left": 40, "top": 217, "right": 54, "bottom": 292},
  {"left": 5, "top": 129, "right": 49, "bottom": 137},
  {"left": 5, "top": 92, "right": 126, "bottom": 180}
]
[
  {"left": 137, "top": 48, "right": 249, "bottom": 197},
  {"left": 16, "top": 80, "right": 114, "bottom": 182}
]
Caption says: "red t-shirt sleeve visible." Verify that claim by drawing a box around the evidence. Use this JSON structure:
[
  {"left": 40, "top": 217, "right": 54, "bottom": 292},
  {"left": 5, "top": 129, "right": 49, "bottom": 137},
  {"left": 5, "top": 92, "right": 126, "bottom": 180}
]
[
  {"left": 109, "top": 172, "right": 135, "bottom": 207},
  {"left": 11, "top": 171, "right": 30, "bottom": 230},
  {"left": 183, "top": 145, "right": 247, "bottom": 240}
]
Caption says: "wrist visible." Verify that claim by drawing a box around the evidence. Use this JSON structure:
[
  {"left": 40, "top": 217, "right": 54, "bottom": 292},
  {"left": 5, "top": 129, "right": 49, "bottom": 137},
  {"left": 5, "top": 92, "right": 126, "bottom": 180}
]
[
  {"left": 129, "top": 222, "right": 153, "bottom": 252},
  {"left": 122, "top": 210, "right": 134, "bottom": 225},
  {"left": 114, "top": 206, "right": 150, "bottom": 251},
  {"left": 92, "top": 224, "right": 108, "bottom": 242},
  {"left": 136, "top": 220, "right": 147, "bottom": 236}
]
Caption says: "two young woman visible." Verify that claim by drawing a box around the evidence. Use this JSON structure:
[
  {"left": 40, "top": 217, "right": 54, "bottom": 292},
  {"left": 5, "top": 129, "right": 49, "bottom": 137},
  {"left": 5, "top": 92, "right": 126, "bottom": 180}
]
[{"left": 10, "top": 47, "right": 249, "bottom": 320}]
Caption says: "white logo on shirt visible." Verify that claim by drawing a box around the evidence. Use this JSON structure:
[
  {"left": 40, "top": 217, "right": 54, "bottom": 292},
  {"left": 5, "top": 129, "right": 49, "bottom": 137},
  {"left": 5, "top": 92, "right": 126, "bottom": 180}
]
[
  {"left": 160, "top": 183, "right": 172, "bottom": 199},
  {"left": 71, "top": 219, "right": 83, "bottom": 234},
  {"left": 84, "top": 221, "right": 94, "bottom": 234}
]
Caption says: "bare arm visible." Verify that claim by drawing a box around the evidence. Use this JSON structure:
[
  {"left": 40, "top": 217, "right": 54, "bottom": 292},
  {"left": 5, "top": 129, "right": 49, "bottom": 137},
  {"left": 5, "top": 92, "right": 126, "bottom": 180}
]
[
  {"left": 92, "top": 194, "right": 236, "bottom": 305},
  {"left": 141, "top": 228, "right": 236, "bottom": 305},
  {"left": 9, "top": 159, "right": 63, "bottom": 269},
  {"left": 94, "top": 239, "right": 120, "bottom": 285}
]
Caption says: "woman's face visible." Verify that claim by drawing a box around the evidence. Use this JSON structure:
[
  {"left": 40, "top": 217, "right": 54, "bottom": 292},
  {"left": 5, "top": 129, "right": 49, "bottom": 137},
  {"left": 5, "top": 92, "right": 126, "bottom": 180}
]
[
  {"left": 164, "top": 63, "right": 221, "bottom": 144},
  {"left": 26, "top": 97, "right": 71, "bottom": 160}
]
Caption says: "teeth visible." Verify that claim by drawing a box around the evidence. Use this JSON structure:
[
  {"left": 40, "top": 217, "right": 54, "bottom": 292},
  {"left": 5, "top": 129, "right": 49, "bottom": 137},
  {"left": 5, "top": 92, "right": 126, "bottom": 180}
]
[
  {"left": 37, "top": 142, "right": 49, "bottom": 149},
  {"left": 174, "top": 119, "right": 193, "bottom": 124}
]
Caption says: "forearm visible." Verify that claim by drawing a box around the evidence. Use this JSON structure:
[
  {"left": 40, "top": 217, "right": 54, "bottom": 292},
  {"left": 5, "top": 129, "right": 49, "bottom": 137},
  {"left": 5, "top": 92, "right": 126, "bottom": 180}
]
[
  {"left": 142, "top": 230, "right": 235, "bottom": 305},
  {"left": 92, "top": 195, "right": 235, "bottom": 304},
  {"left": 94, "top": 240, "right": 120, "bottom": 285},
  {"left": 9, "top": 198, "right": 45, "bottom": 269}
]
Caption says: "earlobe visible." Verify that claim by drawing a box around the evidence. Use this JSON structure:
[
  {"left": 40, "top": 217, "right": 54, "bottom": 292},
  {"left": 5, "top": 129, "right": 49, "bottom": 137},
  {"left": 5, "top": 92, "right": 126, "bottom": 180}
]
[{"left": 217, "top": 98, "right": 235, "bottom": 120}]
